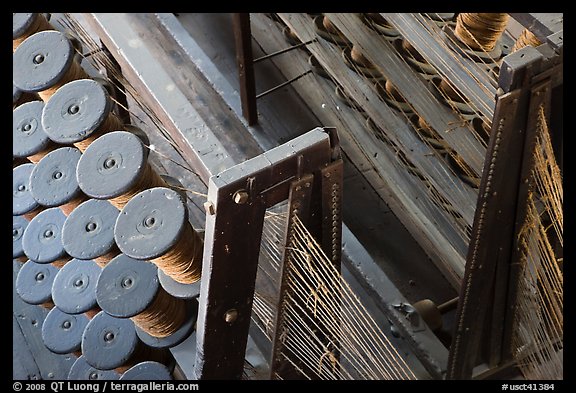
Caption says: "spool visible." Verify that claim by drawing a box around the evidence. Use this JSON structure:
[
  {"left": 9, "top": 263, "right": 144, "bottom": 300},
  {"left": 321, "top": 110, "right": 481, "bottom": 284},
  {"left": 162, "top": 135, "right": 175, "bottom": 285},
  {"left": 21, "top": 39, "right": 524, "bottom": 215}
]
[
  {"left": 29, "top": 147, "right": 87, "bottom": 216},
  {"left": 82, "top": 311, "right": 168, "bottom": 372},
  {"left": 114, "top": 187, "right": 204, "bottom": 285},
  {"left": 120, "top": 362, "right": 173, "bottom": 380},
  {"left": 412, "top": 297, "right": 459, "bottom": 333},
  {"left": 15, "top": 260, "right": 59, "bottom": 308},
  {"left": 62, "top": 199, "right": 120, "bottom": 267},
  {"left": 313, "top": 16, "right": 350, "bottom": 47},
  {"left": 52, "top": 258, "right": 102, "bottom": 317},
  {"left": 96, "top": 254, "right": 197, "bottom": 347},
  {"left": 415, "top": 116, "right": 451, "bottom": 153},
  {"left": 512, "top": 28, "right": 542, "bottom": 52},
  {"left": 67, "top": 355, "right": 121, "bottom": 380},
  {"left": 13, "top": 13, "right": 53, "bottom": 52},
  {"left": 14, "top": 216, "right": 29, "bottom": 262},
  {"left": 342, "top": 46, "right": 384, "bottom": 80},
  {"left": 430, "top": 77, "right": 476, "bottom": 119},
  {"left": 41, "top": 307, "right": 89, "bottom": 355},
  {"left": 13, "top": 163, "right": 43, "bottom": 220},
  {"left": 13, "top": 83, "right": 39, "bottom": 108},
  {"left": 12, "top": 30, "right": 88, "bottom": 101},
  {"left": 13, "top": 101, "right": 56, "bottom": 164},
  {"left": 361, "top": 13, "right": 400, "bottom": 41},
  {"left": 157, "top": 269, "right": 201, "bottom": 300},
  {"left": 76, "top": 131, "right": 164, "bottom": 210},
  {"left": 454, "top": 13, "right": 509, "bottom": 52},
  {"left": 21, "top": 207, "right": 70, "bottom": 266},
  {"left": 41, "top": 79, "right": 123, "bottom": 152}
]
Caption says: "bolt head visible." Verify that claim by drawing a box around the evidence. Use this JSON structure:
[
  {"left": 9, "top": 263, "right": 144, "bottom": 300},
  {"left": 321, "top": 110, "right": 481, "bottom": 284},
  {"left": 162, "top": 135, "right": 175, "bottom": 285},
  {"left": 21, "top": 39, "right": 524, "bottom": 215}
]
[
  {"left": 233, "top": 190, "right": 249, "bottom": 204},
  {"left": 204, "top": 201, "right": 216, "bottom": 215},
  {"left": 224, "top": 309, "right": 238, "bottom": 323}
]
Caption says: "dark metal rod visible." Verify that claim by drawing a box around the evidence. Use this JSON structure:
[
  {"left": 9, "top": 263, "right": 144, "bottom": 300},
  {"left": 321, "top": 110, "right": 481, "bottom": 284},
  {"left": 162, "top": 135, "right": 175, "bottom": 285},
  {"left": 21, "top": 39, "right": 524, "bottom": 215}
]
[
  {"left": 437, "top": 297, "right": 459, "bottom": 314},
  {"left": 232, "top": 13, "right": 258, "bottom": 125},
  {"left": 253, "top": 39, "right": 315, "bottom": 63},
  {"left": 255, "top": 70, "right": 312, "bottom": 100}
]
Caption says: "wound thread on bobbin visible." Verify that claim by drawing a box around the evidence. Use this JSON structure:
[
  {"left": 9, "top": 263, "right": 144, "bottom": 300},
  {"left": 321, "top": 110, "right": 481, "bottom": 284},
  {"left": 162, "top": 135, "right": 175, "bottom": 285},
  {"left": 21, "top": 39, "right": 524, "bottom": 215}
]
[
  {"left": 109, "top": 162, "right": 167, "bottom": 210},
  {"left": 512, "top": 28, "right": 542, "bottom": 52},
  {"left": 131, "top": 286, "right": 188, "bottom": 338},
  {"left": 38, "top": 55, "right": 88, "bottom": 102},
  {"left": 72, "top": 112, "right": 124, "bottom": 153},
  {"left": 454, "top": 13, "right": 509, "bottom": 52}
]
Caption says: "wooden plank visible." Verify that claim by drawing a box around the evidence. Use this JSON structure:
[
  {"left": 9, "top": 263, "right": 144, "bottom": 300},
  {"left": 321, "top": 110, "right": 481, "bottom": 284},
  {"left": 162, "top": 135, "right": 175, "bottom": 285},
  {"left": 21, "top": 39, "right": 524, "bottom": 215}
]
[{"left": 232, "top": 13, "right": 258, "bottom": 125}]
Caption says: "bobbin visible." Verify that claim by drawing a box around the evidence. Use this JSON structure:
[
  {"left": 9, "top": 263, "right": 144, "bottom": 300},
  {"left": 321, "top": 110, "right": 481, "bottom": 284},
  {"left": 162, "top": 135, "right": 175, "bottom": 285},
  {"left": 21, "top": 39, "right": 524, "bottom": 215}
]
[
  {"left": 360, "top": 13, "right": 400, "bottom": 41},
  {"left": 119, "top": 362, "right": 173, "bottom": 380},
  {"left": 67, "top": 355, "right": 121, "bottom": 380},
  {"left": 444, "top": 23, "right": 503, "bottom": 63},
  {"left": 42, "top": 307, "right": 89, "bottom": 355},
  {"left": 430, "top": 77, "right": 476, "bottom": 120},
  {"left": 13, "top": 84, "right": 23, "bottom": 106},
  {"left": 13, "top": 163, "right": 41, "bottom": 217},
  {"left": 51, "top": 258, "right": 101, "bottom": 315},
  {"left": 13, "top": 216, "right": 29, "bottom": 260},
  {"left": 313, "top": 16, "right": 350, "bottom": 47},
  {"left": 96, "top": 254, "right": 197, "bottom": 348},
  {"left": 76, "top": 130, "right": 153, "bottom": 200},
  {"left": 341, "top": 46, "right": 385, "bottom": 80},
  {"left": 62, "top": 199, "right": 119, "bottom": 262},
  {"left": 12, "top": 30, "right": 76, "bottom": 93},
  {"left": 13, "top": 13, "right": 52, "bottom": 51},
  {"left": 41, "top": 79, "right": 114, "bottom": 146},
  {"left": 81, "top": 311, "right": 140, "bottom": 370},
  {"left": 157, "top": 269, "right": 201, "bottom": 300},
  {"left": 29, "top": 147, "right": 84, "bottom": 211},
  {"left": 13, "top": 101, "right": 54, "bottom": 162},
  {"left": 394, "top": 39, "right": 437, "bottom": 80},
  {"left": 21, "top": 207, "right": 68, "bottom": 264},
  {"left": 15, "top": 260, "right": 59, "bottom": 306}
]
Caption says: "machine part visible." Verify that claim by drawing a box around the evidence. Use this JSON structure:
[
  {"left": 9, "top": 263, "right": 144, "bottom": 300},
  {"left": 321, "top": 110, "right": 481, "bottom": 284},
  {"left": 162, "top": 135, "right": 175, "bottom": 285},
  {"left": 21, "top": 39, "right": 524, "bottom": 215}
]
[
  {"left": 51, "top": 258, "right": 101, "bottom": 315},
  {"left": 13, "top": 216, "right": 29, "bottom": 260},
  {"left": 67, "top": 355, "right": 120, "bottom": 380},
  {"left": 13, "top": 101, "right": 54, "bottom": 162},
  {"left": 12, "top": 30, "right": 82, "bottom": 96},
  {"left": 158, "top": 269, "right": 201, "bottom": 300},
  {"left": 15, "top": 260, "right": 59, "bottom": 306},
  {"left": 41, "top": 307, "right": 89, "bottom": 355},
  {"left": 13, "top": 163, "right": 41, "bottom": 218},
  {"left": 120, "top": 361, "right": 173, "bottom": 380},
  {"left": 96, "top": 254, "right": 196, "bottom": 348},
  {"left": 76, "top": 131, "right": 157, "bottom": 200},
  {"left": 61, "top": 199, "right": 119, "bottom": 263},
  {"left": 41, "top": 78, "right": 117, "bottom": 147},
  {"left": 29, "top": 147, "right": 86, "bottom": 212},
  {"left": 22, "top": 207, "right": 68, "bottom": 264}
]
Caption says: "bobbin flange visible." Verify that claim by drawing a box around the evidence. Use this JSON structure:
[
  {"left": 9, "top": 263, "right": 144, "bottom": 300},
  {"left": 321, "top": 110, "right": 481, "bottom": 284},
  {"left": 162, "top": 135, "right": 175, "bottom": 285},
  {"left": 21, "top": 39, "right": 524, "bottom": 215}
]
[
  {"left": 52, "top": 258, "right": 101, "bottom": 314},
  {"left": 68, "top": 355, "right": 121, "bottom": 380},
  {"left": 82, "top": 311, "right": 139, "bottom": 370},
  {"left": 114, "top": 187, "right": 187, "bottom": 260},
  {"left": 96, "top": 254, "right": 159, "bottom": 319},
  {"left": 13, "top": 163, "right": 40, "bottom": 216},
  {"left": 42, "top": 79, "right": 112, "bottom": 144},
  {"left": 29, "top": 147, "right": 83, "bottom": 208},
  {"left": 157, "top": 268, "right": 201, "bottom": 300},
  {"left": 135, "top": 299, "right": 198, "bottom": 349},
  {"left": 13, "top": 83, "right": 23, "bottom": 105},
  {"left": 76, "top": 131, "right": 149, "bottom": 200},
  {"left": 42, "top": 307, "right": 89, "bottom": 354},
  {"left": 119, "top": 362, "right": 173, "bottom": 380},
  {"left": 13, "top": 13, "right": 39, "bottom": 40},
  {"left": 313, "top": 15, "right": 351, "bottom": 47},
  {"left": 62, "top": 199, "right": 119, "bottom": 260},
  {"left": 22, "top": 207, "right": 67, "bottom": 264},
  {"left": 13, "top": 101, "right": 52, "bottom": 159},
  {"left": 13, "top": 30, "right": 75, "bottom": 93},
  {"left": 15, "top": 260, "right": 58, "bottom": 305},
  {"left": 13, "top": 216, "right": 29, "bottom": 259}
]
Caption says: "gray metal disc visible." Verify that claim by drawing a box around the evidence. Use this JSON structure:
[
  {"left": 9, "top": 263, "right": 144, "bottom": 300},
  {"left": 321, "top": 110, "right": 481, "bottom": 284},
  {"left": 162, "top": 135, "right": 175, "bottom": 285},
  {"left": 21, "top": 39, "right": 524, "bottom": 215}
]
[
  {"left": 135, "top": 299, "right": 197, "bottom": 349},
  {"left": 13, "top": 83, "right": 22, "bottom": 104},
  {"left": 42, "top": 78, "right": 112, "bottom": 144},
  {"left": 13, "top": 13, "right": 37, "bottom": 39},
  {"left": 22, "top": 207, "right": 67, "bottom": 263},
  {"left": 13, "top": 215, "right": 29, "bottom": 258},
  {"left": 114, "top": 187, "right": 187, "bottom": 260},
  {"left": 120, "top": 362, "right": 172, "bottom": 380},
  {"left": 76, "top": 131, "right": 148, "bottom": 199},
  {"left": 13, "top": 30, "right": 75, "bottom": 93},
  {"left": 158, "top": 268, "right": 200, "bottom": 299},
  {"left": 52, "top": 258, "right": 101, "bottom": 314},
  {"left": 13, "top": 101, "right": 52, "bottom": 159},
  {"left": 82, "top": 311, "right": 139, "bottom": 371},
  {"left": 67, "top": 355, "right": 120, "bottom": 380},
  {"left": 96, "top": 254, "right": 159, "bottom": 318},
  {"left": 13, "top": 163, "right": 40, "bottom": 216},
  {"left": 62, "top": 199, "right": 119, "bottom": 260},
  {"left": 42, "top": 307, "right": 89, "bottom": 354},
  {"left": 15, "top": 260, "right": 58, "bottom": 305},
  {"left": 29, "top": 147, "right": 82, "bottom": 207}
]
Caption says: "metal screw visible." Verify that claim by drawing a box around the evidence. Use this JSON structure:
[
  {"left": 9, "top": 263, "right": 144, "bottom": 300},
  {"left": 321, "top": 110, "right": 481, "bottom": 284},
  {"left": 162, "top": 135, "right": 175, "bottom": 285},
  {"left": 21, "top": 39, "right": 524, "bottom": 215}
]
[
  {"left": 33, "top": 54, "right": 45, "bottom": 64},
  {"left": 22, "top": 123, "right": 32, "bottom": 132},
  {"left": 53, "top": 171, "right": 62, "bottom": 180},
  {"left": 233, "top": 190, "right": 249, "bottom": 204},
  {"left": 68, "top": 104, "right": 80, "bottom": 115},
  {"left": 62, "top": 320, "right": 71, "bottom": 329},
  {"left": 224, "top": 309, "right": 238, "bottom": 323},
  {"left": 17, "top": 184, "right": 26, "bottom": 192},
  {"left": 204, "top": 201, "right": 215, "bottom": 215},
  {"left": 104, "top": 332, "right": 115, "bottom": 342},
  {"left": 86, "top": 222, "right": 97, "bottom": 232},
  {"left": 103, "top": 158, "right": 116, "bottom": 169}
]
